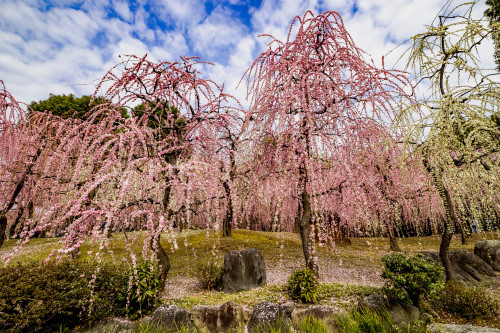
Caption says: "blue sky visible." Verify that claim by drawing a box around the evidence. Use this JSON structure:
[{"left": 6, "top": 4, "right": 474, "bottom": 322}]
[{"left": 0, "top": 0, "right": 493, "bottom": 107}]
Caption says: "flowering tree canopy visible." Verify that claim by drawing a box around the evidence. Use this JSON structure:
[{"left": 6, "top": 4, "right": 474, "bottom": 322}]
[
  {"left": 401, "top": 0, "right": 500, "bottom": 281},
  {"left": 1, "top": 56, "right": 237, "bottom": 288},
  {"left": 244, "top": 10, "right": 414, "bottom": 272}
]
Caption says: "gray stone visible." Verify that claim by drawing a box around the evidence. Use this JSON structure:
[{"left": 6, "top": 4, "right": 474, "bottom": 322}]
[
  {"left": 247, "top": 301, "right": 292, "bottom": 333},
  {"left": 419, "top": 312, "right": 433, "bottom": 325},
  {"left": 85, "top": 318, "right": 138, "bottom": 333},
  {"left": 190, "top": 301, "right": 248, "bottom": 332},
  {"left": 358, "top": 294, "right": 420, "bottom": 327},
  {"left": 291, "top": 305, "right": 339, "bottom": 323},
  {"left": 475, "top": 240, "right": 500, "bottom": 272},
  {"left": 151, "top": 304, "right": 194, "bottom": 332},
  {"left": 421, "top": 250, "right": 499, "bottom": 285},
  {"left": 291, "top": 305, "right": 339, "bottom": 331},
  {"left": 219, "top": 248, "right": 266, "bottom": 293},
  {"left": 428, "top": 323, "right": 500, "bottom": 332}
]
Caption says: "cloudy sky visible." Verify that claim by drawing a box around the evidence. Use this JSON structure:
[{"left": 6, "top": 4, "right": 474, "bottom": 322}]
[{"left": 0, "top": 0, "right": 494, "bottom": 107}]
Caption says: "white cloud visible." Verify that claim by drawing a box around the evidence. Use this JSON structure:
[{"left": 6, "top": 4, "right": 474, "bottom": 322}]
[
  {"left": 156, "top": 0, "right": 207, "bottom": 26},
  {"left": 113, "top": 0, "right": 133, "bottom": 22},
  {"left": 0, "top": 0, "right": 495, "bottom": 110},
  {"left": 190, "top": 5, "right": 247, "bottom": 58}
]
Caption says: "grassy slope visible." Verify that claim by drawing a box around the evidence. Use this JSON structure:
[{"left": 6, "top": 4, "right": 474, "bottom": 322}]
[{"left": 1, "top": 229, "right": 499, "bottom": 323}]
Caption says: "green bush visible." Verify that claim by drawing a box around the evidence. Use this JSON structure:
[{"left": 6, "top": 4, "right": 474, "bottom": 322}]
[
  {"left": 119, "top": 260, "right": 161, "bottom": 319},
  {"left": 0, "top": 259, "right": 126, "bottom": 332},
  {"left": 438, "top": 282, "right": 500, "bottom": 320},
  {"left": 381, "top": 253, "right": 443, "bottom": 306},
  {"left": 195, "top": 259, "right": 223, "bottom": 290},
  {"left": 285, "top": 269, "right": 318, "bottom": 303}
]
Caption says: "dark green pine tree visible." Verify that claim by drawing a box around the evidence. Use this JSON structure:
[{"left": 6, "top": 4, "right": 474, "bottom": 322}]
[{"left": 29, "top": 94, "right": 113, "bottom": 120}]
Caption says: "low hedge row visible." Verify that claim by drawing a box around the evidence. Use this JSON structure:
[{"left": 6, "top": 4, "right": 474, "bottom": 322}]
[{"left": 0, "top": 259, "right": 159, "bottom": 332}]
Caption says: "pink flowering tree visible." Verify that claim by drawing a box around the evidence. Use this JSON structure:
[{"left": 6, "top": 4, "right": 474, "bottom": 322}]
[
  {"left": 0, "top": 81, "right": 80, "bottom": 247},
  {"left": 244, "top": 11, "right": 414, "bottom": 272},
  {"left": 1, "top": 56, "right": 235, "bottom": 288}
]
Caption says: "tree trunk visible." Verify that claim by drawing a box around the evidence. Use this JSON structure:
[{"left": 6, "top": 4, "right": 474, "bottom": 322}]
[
  {"left": 384, "top": 213, "right": 402, "bottom": 251},
  {"left": 440, "top": 223, "right": 454, "bottom": 282},
  {"left": 298, "top": 187, "right": 318, "bottom": 274},
  {"left": 330, "top": 213, "right": 351, "bottom": 245},
  {"left": 0, "top": 215, "right": 7, "bottom": 247},
  {"left": 152, "top": 235, "right": 170, "bottom": 291},
  {"left": 424, "top": 159, "right": 456, "bottom": 282},
  {"left": 222, "top": 180, "right": 232, "bottom": 237},
  {"left": 389, "top": 233, "right": 402, "bottom": 252}
]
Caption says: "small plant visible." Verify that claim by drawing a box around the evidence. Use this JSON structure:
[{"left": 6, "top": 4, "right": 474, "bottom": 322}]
[
  {"left": 297, "top": 315, "right": 329, "bottom": 333},
  {"left": 195, "top": 259, "right": 223, "bottom": 290},
  {"left": 253, "top": 316, "right": 292, "bottom": 333},
  {"left": 285, "top": 269, "right": 318, "bottom": 303},
  {"left": 381, "top": 253, "right": 443, "bottom": 307},
  {"left": 119, "top": 260, "right": 161, "bottom": 319},
  {"left": 438, "top": 281, "right": 500, "bottom": 320}
]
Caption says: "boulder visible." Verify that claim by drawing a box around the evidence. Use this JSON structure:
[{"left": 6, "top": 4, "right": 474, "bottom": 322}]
[
  {"left": 247, "top": 301, "right": 292, "bottom": 333},
  {"left": 291, "top": 305, "right": 339, "bottom": 329},
  {"left": 428, "top": 323, "right": 500, "bottom": 332},
  {"left": 421, "top": 250, "right": 499, "bottom": 285},
  {"left": 219, "top": 248, "right": 266, "bottom": 293},
  {"left": 358, "top": 294, "right": 420, "bottom": 327},
  {"left": 190, "top": 301, "right": 250, "bottom": 332},
  {"left": 85, "top": 318, "right": 138, "bottom": 333},
  {"left": 475, "top": 240, "right": 500, "bottom": 272},
  {"left": 151, "top": 304, "right": 194, "bottom": 332}
]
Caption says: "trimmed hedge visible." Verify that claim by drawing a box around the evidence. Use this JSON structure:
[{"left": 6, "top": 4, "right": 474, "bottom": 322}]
[{"left": 0, "top": 259, "right": 126, "bottom": 332}]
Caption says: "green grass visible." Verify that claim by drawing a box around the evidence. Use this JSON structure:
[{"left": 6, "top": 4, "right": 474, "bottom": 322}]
[
  {"left": 1, "top": 229, "right": 499, "bottom": 315},
  {"left": 335, "top": 307, "right": 430, "bottom": 333}
]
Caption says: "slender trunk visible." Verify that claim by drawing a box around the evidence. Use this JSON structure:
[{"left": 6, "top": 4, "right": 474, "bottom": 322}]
[
  {"left": 222, "top": 180, "right": 232, "bottom": 237},
  {"left": 330, "top": 213, "right": 351, "bottom": 245},
  {"left": 424, "top": 159, "right": 456, "bottom": 281},
  {"left": 440, "top": 223, "right": 454, "bottom": 281},
  {"left": 152, "top": 235, "right": 170, "bottom": 291},
  {"left": 383, "top": 212, "right": 402, "bottom": 252},
  {"left": 298, "top": 181, "right": 318, "bottom": 274},
  {"left": 460, "top": 228, "right": 466, "bottom": 244},
  {"left": 0, "top": 215, "right": 7, "bottom": 247},
  {"left": 389, "top": 233, "right": 402, "bottom": 252}
]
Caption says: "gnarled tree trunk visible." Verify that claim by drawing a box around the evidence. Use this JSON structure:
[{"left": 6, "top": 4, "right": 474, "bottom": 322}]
[
  {"left": 424, "top": 159, "right": 456, "bottom": 282},
  {"left": 154, "top": 235, "right": 171, "bottom": 291}
]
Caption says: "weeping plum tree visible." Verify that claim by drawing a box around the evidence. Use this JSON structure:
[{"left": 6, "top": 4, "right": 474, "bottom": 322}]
[
  {"left": 1, "top": 56, "right": 235, "bottom": 289},
  {"left": 0, "top": 80, "right": 26, "bottom": 247},
  {"left": 244, "top": 11, "right": 413, "bottom": 273},
  {"left": 0, "top": 81, "right": 77, "bottom": 247},
  {"left": 402, "top": 0, "right": 500, "bottom": 281},
  {"left": 344, "top": 133, "right": 442, "bottom": 251}
]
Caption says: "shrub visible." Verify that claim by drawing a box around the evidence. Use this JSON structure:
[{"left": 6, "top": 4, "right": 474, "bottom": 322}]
[
  {"left": 195, "top": 259, "right": 223, "bottom": 290},
  {"left": 0, "top": 259, "right": 126, "bottom": 332},
  {"left": 438, "top": 281, "right": 500, "bottom": 320},
  {"left": 285, "top": 269, "right": 318, "bottom": 303},
  {"left": 381, "top": 253, "right": 443, "bottom": 307},
  {"left": 119, "top": 260, "right": 161, "bottom": 319}
]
